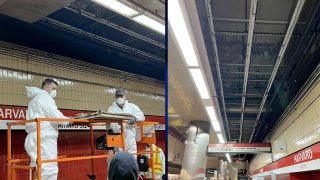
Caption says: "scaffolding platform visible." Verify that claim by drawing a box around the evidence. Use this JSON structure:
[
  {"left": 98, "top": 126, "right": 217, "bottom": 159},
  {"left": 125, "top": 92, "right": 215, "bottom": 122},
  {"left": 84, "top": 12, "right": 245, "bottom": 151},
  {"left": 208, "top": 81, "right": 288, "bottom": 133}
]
[{"left": 6, "top": 113, "right": 159, "bottom": 180}]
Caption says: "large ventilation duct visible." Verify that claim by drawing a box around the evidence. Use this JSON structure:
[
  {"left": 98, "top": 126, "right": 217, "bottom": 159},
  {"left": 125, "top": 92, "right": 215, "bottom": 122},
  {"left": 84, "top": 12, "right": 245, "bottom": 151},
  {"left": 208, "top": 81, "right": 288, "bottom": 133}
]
[{"left": 180, "top": 121, "right": 210, "bottom": 180}]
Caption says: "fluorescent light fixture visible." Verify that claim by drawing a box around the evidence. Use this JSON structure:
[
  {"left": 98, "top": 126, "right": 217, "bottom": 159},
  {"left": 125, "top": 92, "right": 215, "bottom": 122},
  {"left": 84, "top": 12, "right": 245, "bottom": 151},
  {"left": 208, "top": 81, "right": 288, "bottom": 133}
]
[
  {"left": 133, "top": 15, "right": 165, "bottom": 34},
  {"left": 206, "top": 106, "right": 221, "bottom": 132},
  {"left": 189, "top": 69, "right": 210, "bottom": 99},
  {"left": 93, "top": 0, "right": 138, "bottom": 17},
  {"left": 169, "top": 0, "right": 199, "bottom": 66},
  {"left": 217, "top": 133, "right": 225, "bottom": 143},
  {"left": 205, "top": 106, "right": 217, "bottom": 121},
  {"left": 211, "top": 121, "right": 221, "bottom": 132},
  {"left": 226, "top": 153, "right": 231, "bottom": 163}
]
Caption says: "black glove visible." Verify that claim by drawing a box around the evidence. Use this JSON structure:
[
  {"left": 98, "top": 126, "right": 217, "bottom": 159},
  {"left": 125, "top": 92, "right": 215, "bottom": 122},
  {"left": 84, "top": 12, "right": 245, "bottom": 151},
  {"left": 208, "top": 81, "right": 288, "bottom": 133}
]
[
  {"left": 128, "top": 119, "right": 135, "bottom": 124},
  {"left": 162, "top": 174, "right": 166, "bottom": 180}
]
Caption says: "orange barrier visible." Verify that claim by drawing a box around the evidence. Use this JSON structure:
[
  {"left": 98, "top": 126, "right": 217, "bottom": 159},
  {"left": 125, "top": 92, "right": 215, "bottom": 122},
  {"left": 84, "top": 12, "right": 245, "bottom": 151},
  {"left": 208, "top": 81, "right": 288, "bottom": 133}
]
[{"left": 6, "top": 118, "right": 158, "bottom": 180}]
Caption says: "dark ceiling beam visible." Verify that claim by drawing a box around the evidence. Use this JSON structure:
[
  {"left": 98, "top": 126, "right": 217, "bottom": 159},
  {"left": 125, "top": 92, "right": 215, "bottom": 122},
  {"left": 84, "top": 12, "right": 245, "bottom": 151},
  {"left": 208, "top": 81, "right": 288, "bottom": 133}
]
[
  {"left": 64, "top": 6, "right": 165, "bottom": 48},
  {"left": 219, "top": 79, "right": 269, "bottom": 82},
  {"left": 220, "top": 71, "right": 281, "bottom": 75},
  {"left": 40, "top": 17, "right": 165, "bottom": 62},
  {"left": 226, "top": 102, "right": 262, "bottom": 106},
  {"left": 249, "top": 0, "right": 306, "bottom": 142},
  {"left": 226, "top": 107, "right": 268, "bottom": 113},
  {"left": 215, "top": 31, "right": 300, "bottom": 37},
  {"left": 224, "top": 93, "right": 273, "bottom": 97},
  {"left": 219, "top": 63, "right": 286, "bottom": 68},
  {"left": 205, "top": 0, "right": 231, "bottom": 140},
  {"left": 229, "top": 118, "right": 256, "bottom": 120},
  {"left": 241, "top": 0, "right": 262, "bottom": 142}
]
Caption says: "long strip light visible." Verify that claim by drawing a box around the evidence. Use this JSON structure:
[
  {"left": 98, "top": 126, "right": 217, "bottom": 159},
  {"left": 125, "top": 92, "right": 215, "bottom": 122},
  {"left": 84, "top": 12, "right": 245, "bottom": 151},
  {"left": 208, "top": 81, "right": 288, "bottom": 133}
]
[
  {"left": 217, "top": 133, "right": 225, "bottom": 143},
  {"left": 206, "top": 106, "right": 222, "bottom": 132},
  {"left": 169, "top": 0, "right": 228, "bottom": 143},
  {"left": 226, "top": 153, "right": 231, "bottom": 163},
  {"left": 189, "top": 69, "right": 210, "bottom": 99},
  {"left": 211, "top": 121, "right": 221, "bottom": 132},
  {"left": 169, "top": 0, "right": 199, "bottom": 66},
  {"left": 133, "top": 15, "right": 165, "bottom": 34},
  {"left": 93, "top": 0, "right": 138, "bottom": 17},
  {"left": 93, "top": 0, "right": 164, "bottom": 35}
]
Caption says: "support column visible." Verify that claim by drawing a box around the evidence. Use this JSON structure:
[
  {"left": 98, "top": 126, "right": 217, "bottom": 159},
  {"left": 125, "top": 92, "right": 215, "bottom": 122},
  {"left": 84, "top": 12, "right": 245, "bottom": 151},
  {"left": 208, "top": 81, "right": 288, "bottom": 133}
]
[
  {"left": 219, "top": 160, "right": 228, "bottom": 179},
  {"left": 180, "top": 121, "right": 210, "bottom": 180}
]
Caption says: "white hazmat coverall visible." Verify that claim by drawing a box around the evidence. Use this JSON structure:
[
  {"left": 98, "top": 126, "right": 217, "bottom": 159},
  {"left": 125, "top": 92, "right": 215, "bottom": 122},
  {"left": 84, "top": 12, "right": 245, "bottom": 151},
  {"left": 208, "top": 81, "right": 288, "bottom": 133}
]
[
  {"left": 24, "top": 87, "right": 69, "bottom": 180},
  {"left": 107, "top": 100, "right": 145, "bottom": 157}
]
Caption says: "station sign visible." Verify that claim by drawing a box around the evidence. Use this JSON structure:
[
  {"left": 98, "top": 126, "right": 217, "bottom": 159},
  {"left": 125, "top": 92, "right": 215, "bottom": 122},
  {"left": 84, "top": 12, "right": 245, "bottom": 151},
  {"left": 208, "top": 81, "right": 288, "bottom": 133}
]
[
  {"left": 208, "top": 143, "right": 271, "bottom": 153},
  {"left": 250, "top": 142, "right": 320, "bottom": 177}
]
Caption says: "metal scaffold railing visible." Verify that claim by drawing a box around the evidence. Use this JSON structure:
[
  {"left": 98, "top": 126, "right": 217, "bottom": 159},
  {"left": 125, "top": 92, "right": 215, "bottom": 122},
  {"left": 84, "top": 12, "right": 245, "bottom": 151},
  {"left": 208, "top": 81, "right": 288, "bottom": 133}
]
[{"left": 7, "top": 116, "right": 159, "bottom": 180}]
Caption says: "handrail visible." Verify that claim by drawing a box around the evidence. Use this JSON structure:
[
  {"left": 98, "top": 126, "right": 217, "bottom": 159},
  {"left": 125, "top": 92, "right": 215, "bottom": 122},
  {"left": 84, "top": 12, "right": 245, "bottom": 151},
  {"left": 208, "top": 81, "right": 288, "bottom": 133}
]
[{"left": 7, "top": 117, "right": 158, "bottom": 180}]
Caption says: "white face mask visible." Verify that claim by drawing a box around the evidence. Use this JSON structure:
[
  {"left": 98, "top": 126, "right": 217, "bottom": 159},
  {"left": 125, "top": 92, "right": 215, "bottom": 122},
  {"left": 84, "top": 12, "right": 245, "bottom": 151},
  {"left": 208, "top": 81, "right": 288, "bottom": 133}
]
[
  {"left": 49, "top": 90, "right": 57, "bottom": 98},
  {"left": 116, "top": 97, "right": 125, "bottom": 105}
]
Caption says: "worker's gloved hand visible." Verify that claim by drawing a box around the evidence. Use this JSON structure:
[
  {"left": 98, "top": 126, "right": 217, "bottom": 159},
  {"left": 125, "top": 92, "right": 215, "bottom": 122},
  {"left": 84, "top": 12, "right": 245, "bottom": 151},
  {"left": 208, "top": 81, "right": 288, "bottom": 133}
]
[
  {"left": 133, "top": 115, "right": 138, "bottom": 121},
  {"left": 128, "top": 119, "right": 135, "bottom": 124}
]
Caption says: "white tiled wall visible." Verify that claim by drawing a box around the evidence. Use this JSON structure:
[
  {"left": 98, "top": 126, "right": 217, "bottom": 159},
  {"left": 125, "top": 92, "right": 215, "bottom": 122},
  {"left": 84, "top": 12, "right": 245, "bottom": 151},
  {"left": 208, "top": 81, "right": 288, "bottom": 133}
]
[
  {"left": 249, "top": 79, "right": 320, "bottom": 171},
  {"left": 0, "top": 44, "right": 164, "bottom": 116}
]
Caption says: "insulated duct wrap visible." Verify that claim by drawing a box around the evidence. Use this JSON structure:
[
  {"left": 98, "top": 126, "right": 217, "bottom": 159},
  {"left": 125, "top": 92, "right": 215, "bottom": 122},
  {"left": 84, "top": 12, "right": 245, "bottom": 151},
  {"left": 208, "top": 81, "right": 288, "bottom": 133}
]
[{"left": 180, "top": 121, "right": 210, "bottom": 180}]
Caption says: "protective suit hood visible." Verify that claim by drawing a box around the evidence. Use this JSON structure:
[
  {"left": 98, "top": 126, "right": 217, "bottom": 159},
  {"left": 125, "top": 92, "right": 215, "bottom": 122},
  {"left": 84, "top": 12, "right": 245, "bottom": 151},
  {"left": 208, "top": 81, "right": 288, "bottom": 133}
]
[{"left": 26, "top": 87, "right": 47, "bottom": 99}]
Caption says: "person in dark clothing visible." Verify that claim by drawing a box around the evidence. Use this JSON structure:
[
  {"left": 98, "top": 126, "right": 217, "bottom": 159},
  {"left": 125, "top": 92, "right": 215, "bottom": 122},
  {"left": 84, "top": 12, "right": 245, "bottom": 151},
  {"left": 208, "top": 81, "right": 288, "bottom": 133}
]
[{"left": 108, "top": 151, "right": 139, "bottom": 180}]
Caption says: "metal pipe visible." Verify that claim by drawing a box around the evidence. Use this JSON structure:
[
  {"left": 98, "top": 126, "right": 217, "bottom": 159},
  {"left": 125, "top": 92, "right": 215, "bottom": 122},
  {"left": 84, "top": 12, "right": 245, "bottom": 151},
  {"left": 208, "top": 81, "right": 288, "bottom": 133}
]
[
  {"left": 37, "top": 118, "right": 41, "bottom": 180},
  {"left": 39, "top": 17, "right": 165, "bottom": 62},
  {"left": 219, "top": 63, "right": 286, "bottom": 67},
  {"left": 126, "top": 0, "right": 165, "bottom": 20},
  {"left": 220, "top": 71, "right": 281, "bottom": 75},
  {"left": 214, "top": 31, "right": 300, "bottom": 37},
  {"left": 213, "top": 17, "right": 306, "bottom": 25},
  {"left": 224, "top": 93, "right": 273, "bottom": 96},
  {"left": 205, "top": 0, "right": 231, "bottom": 140},
  {"left": 121, "top": 123, "right": 126, "bottom": 151},
  {"left": 249, "top": 0, "right": 306, "bottom": 142},
  {"left": 218, "top": 79, "right": 269, "bottom": 82},
  {"left": 90, "top": 126, "right": 95, "bottom": 178},
  {"left": 240, "top": 0, "right": 258, "bottom": 142},
  {"left": 64, "top": 6, "right": 165, "bottom": 48},
  {"left": 7, "top": 124, "right": 12, "bottom": 180}
]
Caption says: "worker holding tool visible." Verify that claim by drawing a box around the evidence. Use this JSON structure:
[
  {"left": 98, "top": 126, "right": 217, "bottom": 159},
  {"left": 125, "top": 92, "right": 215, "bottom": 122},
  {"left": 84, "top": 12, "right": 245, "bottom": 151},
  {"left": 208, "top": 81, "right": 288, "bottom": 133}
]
[
  {"left": 106, "top": 88, "right": 145, "bottom": 158},
  {"left": 24, "top": 78, "right": 71, "bottom": 180}
]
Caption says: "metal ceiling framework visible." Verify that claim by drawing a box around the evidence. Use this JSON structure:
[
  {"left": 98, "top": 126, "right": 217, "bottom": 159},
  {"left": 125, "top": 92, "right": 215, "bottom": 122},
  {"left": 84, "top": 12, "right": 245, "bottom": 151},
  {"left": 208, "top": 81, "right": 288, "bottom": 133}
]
[
  {"left": 240, "top": 0, "right": 258, "bottom": 142},
  {"left": 196, "top": 0, "right": 320, "bottom": 143},
  {"left": 43, "top": 0, "right": 165, "bottom": 62},
  {"left": 0, "top": 0, "right": 165, "bottom": 80},
  {"left": 205, "top": 0, "right": 230, "bottom": 140},
  {"left": 249, "top": 0, "right": 306, "bottom": 142}
]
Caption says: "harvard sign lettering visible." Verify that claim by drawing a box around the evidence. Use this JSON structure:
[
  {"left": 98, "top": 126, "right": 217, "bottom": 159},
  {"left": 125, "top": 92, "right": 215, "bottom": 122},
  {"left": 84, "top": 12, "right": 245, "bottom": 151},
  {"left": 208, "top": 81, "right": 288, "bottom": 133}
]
[
  {"left": 0, "top": 106, "right": 27, "bottom": 120},
  {"left": 250, "top": 143, "right": 320, "bottom": 176}
]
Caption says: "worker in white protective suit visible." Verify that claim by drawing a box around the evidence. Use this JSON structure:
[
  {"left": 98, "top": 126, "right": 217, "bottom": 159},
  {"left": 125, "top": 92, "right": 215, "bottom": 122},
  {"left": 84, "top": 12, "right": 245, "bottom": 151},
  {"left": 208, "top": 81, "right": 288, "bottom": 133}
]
[
  {"left": 24, "top": 78, "right": 71, "bottom": 180},
  {"left": 107, "top": 89, "right": 145, "bottom": 159},
  {"left": 142, "top": 144, "right": 166, "bottom": 180}
]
